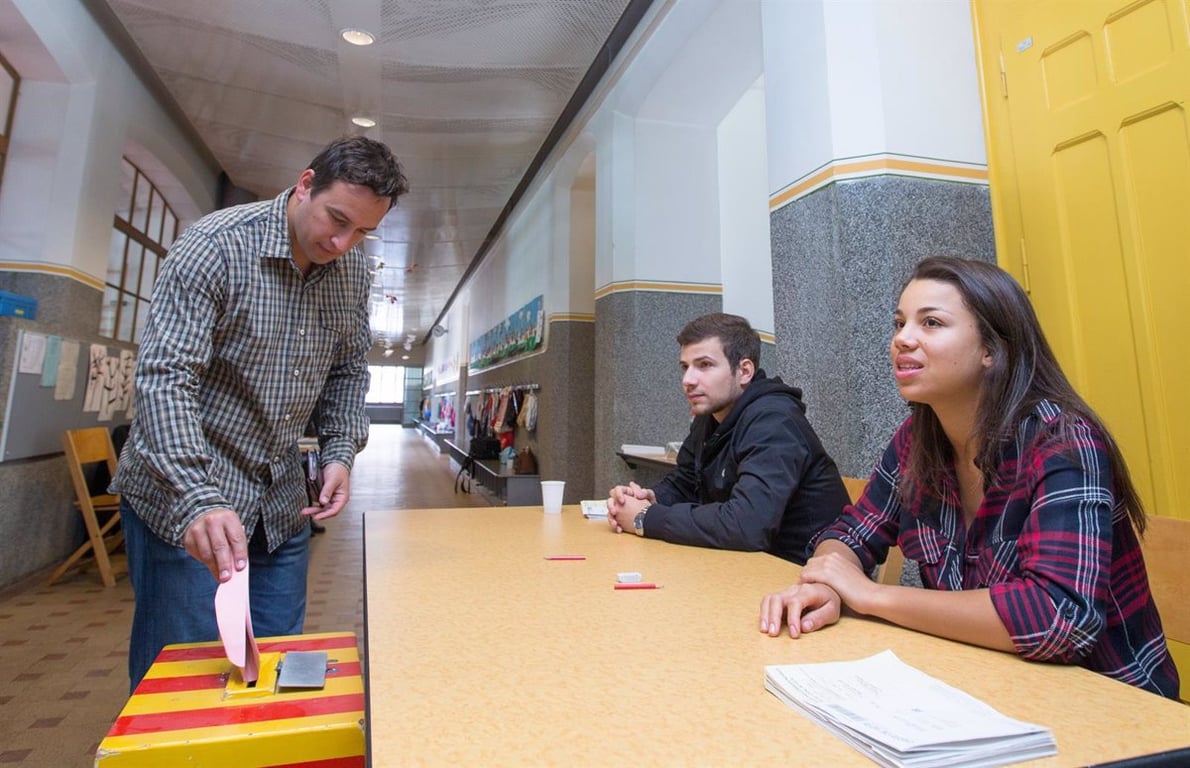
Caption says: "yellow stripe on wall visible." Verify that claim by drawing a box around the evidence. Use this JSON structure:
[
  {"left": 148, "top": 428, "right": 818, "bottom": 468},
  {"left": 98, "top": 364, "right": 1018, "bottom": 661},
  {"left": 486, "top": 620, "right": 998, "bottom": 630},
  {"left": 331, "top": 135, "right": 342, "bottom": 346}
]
[
  {"left": 769, "top": 154, "right": 989, "bottom": 211},
  {"left": 551, "top": 312, "right": 771, "bottom": 341},
  {"left": 594, "top": 281, "right": 722, "bottom": 301},
  {"left": 0, "top": 262, "right": 105, "bottom": 291}
]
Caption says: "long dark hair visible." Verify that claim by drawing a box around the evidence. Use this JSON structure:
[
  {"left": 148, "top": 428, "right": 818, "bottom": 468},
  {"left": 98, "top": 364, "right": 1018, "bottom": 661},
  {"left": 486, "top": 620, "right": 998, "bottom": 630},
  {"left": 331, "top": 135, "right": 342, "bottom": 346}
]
[{"left": 900, "top": 256, "right": 1146, "bottom": 533}]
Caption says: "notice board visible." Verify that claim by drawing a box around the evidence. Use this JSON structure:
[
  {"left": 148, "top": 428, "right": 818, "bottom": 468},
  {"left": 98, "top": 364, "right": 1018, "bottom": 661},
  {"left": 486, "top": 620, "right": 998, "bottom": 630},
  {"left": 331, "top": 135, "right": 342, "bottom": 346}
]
[{"left": 0, "top": 330, "right": 133, "bottom": 461}]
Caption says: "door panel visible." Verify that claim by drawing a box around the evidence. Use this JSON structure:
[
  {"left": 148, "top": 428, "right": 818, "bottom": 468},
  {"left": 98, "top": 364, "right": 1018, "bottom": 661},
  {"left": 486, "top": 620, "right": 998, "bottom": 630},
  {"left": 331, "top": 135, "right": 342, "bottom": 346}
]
[{"left": 974, "top": 0, "right": 1190, "bottom": 518}]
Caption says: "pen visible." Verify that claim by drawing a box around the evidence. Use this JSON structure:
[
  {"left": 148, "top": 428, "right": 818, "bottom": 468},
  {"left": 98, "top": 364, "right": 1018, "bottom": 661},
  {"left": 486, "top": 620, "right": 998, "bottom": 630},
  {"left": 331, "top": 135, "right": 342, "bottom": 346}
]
[
  {"left": 614, "top": 582, "right": 661, "bottom": 590},
  {"left": 544, "top": 555, "right": 586, "bottom": 561}
]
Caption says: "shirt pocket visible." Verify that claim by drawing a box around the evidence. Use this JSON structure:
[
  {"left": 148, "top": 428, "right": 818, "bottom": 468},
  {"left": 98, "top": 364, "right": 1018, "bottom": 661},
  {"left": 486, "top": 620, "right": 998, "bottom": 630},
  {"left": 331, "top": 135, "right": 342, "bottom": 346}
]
[
  {"left": 897, "top": 517, "right": 949, "bottom": 586},
  {"left": 304, "top": 307, "right": 356, "bottom": 377}
]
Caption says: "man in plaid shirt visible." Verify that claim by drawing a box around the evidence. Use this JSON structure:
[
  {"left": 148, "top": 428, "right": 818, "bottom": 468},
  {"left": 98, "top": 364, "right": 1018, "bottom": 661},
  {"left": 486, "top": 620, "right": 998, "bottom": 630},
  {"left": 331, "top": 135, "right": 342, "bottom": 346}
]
[{"left": 113, "top": 136, "right": 409, "bottom": 689}]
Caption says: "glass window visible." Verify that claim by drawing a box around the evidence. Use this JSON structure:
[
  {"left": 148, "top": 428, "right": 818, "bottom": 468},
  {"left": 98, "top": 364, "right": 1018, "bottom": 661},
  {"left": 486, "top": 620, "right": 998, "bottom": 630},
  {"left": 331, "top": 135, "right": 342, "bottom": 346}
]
[
  {"left": 123, "top": 242, "right": 143, "bottom": 297},
  {"left": 141, "top": 250, "right": 159, "bottom": 295},
  {"left": 132, "top": 173, "right": 151, "bottom": 233},
  {"left": 134, "top": 300, "right": 150, "bottom": 345},
  {"left": 106, "top": 229, "right": 128, "bottom": 287},
  {"left": 366, "top": 366, "right": 406, "bottom": 404},
  {"left": 148, "top": 189, "right": 165, "bottom": 241},
  {"left": 116, "top": 159, "right": 135, "bottom": 223},
  {"left": 99, "top": 285, "right": 120, "bottom": 339},
  {"left": 116, "top": 294, "right": 135, "bottom": 342},
  {"left": 103, "top": 159, "right": 179, "bottom": 342},
  {"left": 162, "top": 209, "right": 177, "bottom": 249}
]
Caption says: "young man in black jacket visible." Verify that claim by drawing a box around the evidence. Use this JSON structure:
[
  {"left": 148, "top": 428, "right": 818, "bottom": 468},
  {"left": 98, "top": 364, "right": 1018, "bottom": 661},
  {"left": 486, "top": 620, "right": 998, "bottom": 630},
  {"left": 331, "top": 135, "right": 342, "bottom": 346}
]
[{"left": 607, "top": 313, "right": 848, "bottom": 564}]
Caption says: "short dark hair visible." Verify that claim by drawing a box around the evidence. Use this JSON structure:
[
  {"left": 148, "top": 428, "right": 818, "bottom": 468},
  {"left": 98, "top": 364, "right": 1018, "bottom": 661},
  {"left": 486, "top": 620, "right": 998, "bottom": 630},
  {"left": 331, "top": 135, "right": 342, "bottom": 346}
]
[
  {"left": 676, "top": 313, "right": 760, "bottom": 371},
  {"left": 306, "top": 135, "right": 410, "bottom": 210}
]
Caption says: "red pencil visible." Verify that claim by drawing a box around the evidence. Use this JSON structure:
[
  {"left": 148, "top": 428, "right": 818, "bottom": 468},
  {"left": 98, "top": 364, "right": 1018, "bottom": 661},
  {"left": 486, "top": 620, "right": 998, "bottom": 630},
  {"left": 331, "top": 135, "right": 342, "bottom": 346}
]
[
  {"left": 543, "top": 555, "right": 586, "bottom": 561},
  {"left": 614, "top": 582, "right": 661, "bottom": 590}
]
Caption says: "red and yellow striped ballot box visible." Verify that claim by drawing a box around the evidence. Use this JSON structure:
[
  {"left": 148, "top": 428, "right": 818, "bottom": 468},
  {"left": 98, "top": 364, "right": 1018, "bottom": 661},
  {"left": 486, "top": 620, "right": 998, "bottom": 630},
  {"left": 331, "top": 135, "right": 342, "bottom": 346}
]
[{"left": 95, "top": 632, "right": 364, "bottom": 768}]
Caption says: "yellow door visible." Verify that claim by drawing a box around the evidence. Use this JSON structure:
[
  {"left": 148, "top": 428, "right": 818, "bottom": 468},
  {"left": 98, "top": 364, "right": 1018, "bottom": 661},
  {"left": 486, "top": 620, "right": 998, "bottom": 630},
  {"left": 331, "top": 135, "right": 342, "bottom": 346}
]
[{"left": 973, "top": 0, "right": 1190, "bottom": 520}]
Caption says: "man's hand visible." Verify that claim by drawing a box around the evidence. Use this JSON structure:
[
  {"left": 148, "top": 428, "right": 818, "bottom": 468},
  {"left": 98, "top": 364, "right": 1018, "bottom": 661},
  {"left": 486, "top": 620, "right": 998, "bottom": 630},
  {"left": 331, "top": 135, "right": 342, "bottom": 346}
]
[
  {"left": 758, "top": 582, "right": 842, "bottom": 638},
  {"left": 606, "top": 481, "right": 655, "bottom": 533},
  {"left": 184, "top": 508, "right": 248, "bottom": 582},
  {"left": 302, "top": 461, "right": 350, "bottom": 521}
]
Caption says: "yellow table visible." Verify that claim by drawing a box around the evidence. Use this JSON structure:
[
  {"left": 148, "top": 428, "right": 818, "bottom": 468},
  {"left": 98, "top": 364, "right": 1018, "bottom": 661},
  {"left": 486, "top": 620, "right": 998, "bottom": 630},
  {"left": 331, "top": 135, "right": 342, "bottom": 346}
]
[{"left": 364, "top": 505, "right": 1190, "bottom": 766}]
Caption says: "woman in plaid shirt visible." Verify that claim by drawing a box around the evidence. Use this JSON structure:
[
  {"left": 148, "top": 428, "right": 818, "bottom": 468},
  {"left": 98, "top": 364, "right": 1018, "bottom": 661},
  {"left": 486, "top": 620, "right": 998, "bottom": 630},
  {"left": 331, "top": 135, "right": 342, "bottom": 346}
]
[{"left": 759, "top": 256, "right": 1178, "bottom": 698}]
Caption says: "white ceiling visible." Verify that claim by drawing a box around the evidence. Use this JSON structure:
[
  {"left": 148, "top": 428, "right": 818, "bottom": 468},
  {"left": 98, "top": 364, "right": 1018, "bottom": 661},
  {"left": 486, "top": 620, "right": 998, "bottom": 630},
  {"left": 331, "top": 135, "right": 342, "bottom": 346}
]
[{"left": 94, "top": 0, "right": 638, "bottom": 349}]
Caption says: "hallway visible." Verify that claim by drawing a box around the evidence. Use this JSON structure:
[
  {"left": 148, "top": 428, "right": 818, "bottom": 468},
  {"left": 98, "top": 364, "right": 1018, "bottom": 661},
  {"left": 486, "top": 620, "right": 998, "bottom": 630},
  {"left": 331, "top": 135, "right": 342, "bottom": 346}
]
[{"left": 0, "top": 424, "right": 484, "bottom": 766}]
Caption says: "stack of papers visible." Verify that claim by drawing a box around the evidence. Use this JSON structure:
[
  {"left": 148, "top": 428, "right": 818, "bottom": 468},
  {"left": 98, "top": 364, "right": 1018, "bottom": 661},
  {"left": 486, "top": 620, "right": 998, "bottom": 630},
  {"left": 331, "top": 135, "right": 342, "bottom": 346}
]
[{"left": 765, "top": 650, "right": 1056, "bottom": 768}]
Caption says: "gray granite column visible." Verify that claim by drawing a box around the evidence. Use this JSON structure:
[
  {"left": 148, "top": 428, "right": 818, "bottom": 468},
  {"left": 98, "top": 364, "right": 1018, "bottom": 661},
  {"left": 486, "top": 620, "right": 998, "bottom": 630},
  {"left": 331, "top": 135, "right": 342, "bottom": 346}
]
[
  {"left": 463, "top": 319, "right": 596, "bottom": 503},
  {"left": 593, "top": 290, "right": 720, "bottom": 496},
  {"left": 770, "top": 176, "right": 995, "bottom": 476}
]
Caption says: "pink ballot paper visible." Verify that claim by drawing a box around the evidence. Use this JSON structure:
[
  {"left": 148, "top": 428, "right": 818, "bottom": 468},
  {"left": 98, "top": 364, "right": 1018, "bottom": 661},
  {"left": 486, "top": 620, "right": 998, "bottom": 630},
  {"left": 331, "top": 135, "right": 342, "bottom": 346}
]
[{"left": 214, "top": 563, "right": 261, "bottom": 683}]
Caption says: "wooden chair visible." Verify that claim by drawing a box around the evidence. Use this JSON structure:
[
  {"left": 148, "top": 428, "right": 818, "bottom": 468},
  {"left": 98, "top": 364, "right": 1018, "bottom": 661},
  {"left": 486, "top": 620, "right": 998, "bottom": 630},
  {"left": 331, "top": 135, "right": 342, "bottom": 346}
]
[
  {"left": 1140, "top": 514, "right": 1189, "bottom": 703},
  {"left": 841, "top": 475, "right": 904, "bottom": 586},
  {"left": 47, "top": 427, "right": 125, "bottom": 588}
]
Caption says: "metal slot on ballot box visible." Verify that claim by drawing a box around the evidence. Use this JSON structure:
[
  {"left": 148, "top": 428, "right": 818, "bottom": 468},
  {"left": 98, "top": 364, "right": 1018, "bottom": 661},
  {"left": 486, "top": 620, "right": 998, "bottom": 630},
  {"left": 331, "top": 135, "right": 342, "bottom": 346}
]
[{"left": 223, "top": 650, "right": 328, "bottom": 698}]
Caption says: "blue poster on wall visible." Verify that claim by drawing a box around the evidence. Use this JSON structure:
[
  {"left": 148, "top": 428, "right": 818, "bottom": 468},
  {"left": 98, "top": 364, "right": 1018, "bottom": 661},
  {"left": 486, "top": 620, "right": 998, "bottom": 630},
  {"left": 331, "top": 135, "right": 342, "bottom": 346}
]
[{"left": 469, "top": 295, "right": 544, "bottom": 372}]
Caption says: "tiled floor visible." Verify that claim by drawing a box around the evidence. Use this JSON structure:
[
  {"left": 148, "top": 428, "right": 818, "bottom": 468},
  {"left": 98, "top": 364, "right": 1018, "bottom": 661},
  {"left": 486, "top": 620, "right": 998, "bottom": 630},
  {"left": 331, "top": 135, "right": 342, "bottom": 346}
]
[{"left": 0, "top": 424, "right": 486, "bottom": 767}]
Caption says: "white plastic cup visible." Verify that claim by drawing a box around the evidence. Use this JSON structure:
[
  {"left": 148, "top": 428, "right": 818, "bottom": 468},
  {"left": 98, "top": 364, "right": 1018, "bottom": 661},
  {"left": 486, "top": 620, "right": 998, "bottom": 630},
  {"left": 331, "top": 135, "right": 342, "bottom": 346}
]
[{"left": 540, "top": 480, "right": 565, "bottom": 514}]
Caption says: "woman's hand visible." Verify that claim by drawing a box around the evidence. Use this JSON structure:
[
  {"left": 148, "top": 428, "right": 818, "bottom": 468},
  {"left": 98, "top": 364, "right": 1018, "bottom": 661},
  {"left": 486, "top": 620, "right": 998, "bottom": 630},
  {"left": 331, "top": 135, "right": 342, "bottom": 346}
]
[
  {"left": 799, "top": 549, "right": 879, "bottom": 615},
  {"left": 759, "top": 582, "right": 842, "bottom": 637}
]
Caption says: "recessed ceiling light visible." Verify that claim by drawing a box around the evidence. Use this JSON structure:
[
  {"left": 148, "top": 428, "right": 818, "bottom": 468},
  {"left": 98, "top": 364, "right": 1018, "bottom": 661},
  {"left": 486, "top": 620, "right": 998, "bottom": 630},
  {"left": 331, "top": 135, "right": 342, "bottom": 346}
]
[
  {"left": 340, "top": 28, "right": 375, "bottom": 46},
  {"left": 401, "top": 354, "right": 410, "bottom": 360},
  {"left": 364, "top": 233, "right": 380, "bottom": 240},
  {"left": 351, "top": 116, "right": 377, "bottom": 128}
]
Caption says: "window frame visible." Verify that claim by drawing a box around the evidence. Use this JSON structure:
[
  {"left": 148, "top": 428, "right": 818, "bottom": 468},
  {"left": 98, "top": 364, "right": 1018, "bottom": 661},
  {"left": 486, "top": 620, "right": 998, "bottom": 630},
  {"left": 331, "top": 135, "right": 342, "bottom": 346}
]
[
  {"left": 366, "top": 365, "right": 407, "bottom": 405},
  {"left": 0, "top": 52, "right": 20, "bottom": 194},
  {"left": 103, "top": 159, "right": 179, "bottom": 342}
]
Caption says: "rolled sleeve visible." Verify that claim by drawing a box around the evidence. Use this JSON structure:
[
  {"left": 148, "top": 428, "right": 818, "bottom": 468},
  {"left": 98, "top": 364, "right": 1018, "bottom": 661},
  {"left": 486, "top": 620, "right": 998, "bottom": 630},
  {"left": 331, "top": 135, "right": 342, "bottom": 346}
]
[{"left": 119, "top": 230, "right": 229, "bottom": 543}]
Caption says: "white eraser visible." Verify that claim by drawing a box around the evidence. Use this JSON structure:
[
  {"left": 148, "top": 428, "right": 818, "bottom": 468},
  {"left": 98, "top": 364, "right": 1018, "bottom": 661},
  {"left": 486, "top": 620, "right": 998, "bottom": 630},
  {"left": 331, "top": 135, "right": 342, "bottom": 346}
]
[{"left": 616, "top": 572, "right": 643, "bottom": 583}]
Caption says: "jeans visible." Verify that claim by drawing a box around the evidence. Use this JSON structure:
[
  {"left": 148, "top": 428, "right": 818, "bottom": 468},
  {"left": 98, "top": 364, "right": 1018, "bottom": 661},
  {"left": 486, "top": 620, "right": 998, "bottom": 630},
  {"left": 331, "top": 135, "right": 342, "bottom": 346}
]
[{"left": 122, "top": 500, "right": 310, "bottom": 691}]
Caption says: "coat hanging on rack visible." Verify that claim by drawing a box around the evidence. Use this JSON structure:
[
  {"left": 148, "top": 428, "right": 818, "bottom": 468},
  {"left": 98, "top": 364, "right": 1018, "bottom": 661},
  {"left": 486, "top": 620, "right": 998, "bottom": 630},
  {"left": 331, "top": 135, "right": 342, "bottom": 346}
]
[{"left": 521, "top": 390, "right": 538, "bottom": 432}]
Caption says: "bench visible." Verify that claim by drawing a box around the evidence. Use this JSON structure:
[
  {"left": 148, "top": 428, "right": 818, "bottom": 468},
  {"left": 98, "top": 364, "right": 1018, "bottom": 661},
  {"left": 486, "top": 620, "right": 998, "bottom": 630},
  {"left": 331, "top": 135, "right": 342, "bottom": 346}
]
[
  {"left": 414, "top": 420, "right": 450, "bottom": 452},
  {"left": 445, "top": 439, "right": 541, "bottom": 506}
]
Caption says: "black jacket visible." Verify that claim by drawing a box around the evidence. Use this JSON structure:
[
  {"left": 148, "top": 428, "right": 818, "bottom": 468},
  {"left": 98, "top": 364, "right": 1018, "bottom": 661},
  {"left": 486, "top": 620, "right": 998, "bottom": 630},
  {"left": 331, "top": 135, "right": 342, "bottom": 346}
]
[{"left": 646, "top": 370, "right": 848, "bottom": 564}]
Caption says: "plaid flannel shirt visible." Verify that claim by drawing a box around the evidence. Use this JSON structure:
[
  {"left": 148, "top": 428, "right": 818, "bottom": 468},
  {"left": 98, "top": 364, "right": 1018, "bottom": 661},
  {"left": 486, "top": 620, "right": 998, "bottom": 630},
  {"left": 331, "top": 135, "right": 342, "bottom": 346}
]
[
  {"left": 112, "top": 188, "right": 371, "bottom": 551},
  {"left": 818, "top": 401, "right": 1179, "bottom": 698}
]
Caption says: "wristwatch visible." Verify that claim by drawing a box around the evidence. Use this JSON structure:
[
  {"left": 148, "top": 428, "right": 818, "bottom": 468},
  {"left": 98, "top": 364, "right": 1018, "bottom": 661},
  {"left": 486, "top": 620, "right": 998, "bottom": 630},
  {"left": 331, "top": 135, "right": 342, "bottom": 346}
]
[{"left": 633, "top": 503, "right": 651, "bottom": 537}]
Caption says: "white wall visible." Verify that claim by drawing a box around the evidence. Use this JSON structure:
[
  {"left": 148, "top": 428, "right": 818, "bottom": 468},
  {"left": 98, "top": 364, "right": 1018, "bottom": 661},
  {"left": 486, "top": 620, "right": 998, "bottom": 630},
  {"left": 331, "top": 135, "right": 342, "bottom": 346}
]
[
  {"left": 436, "top": 0, "right": 777, "bottom": 354},
  {"left": 567, "top": 182, "right": 596, "bottom": 314},
  {"left": 718, "top": 78, "right": 774, "bottom": 336},
  {"left": 873, "top": 0, "right": 986, "bottom": 163},
  {"left": 0, "top": 0, "right": 218, "bottom": 281},
  {"left": 762, "top": 0, "right": 985, "bottom": 193},
  {"left": 632, "top": 118, "right": 720, "bottom": 284},
  {"left": 597, "top": 0, "right": 765, "bottom": 289}
]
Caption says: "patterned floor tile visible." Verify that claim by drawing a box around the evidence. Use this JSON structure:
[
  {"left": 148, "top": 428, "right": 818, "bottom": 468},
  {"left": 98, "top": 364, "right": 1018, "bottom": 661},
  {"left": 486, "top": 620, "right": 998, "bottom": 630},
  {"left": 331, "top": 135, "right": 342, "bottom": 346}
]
[
  {"left": 0, "top": 750, "right": 32, "bottom": 763},
  {"left": 0, "top": 426, "right": 480, "bottom": 767}
]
